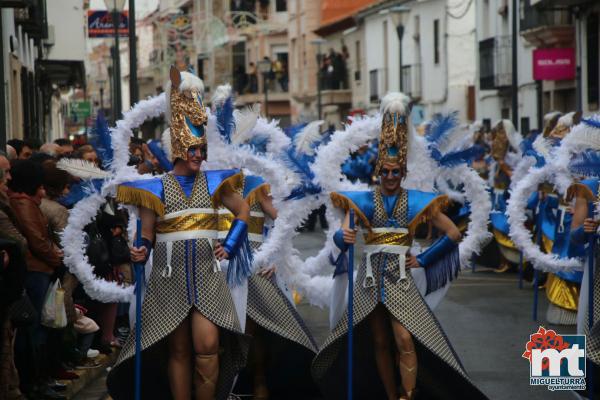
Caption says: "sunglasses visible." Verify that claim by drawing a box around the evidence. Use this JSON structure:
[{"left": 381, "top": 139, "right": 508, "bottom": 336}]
[
  {"left": 380, "top": 168, "right": 401, "bottom": 177},
  {"left": 187, "top": 146, "right": 207, "bottom": 159}
]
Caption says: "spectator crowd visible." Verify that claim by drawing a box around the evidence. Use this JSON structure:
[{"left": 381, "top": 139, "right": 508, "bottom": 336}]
[{"left": 0, "top": 135, "right": 165, "bottom": 399}]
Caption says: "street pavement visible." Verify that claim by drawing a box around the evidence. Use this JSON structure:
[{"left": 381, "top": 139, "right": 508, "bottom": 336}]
[{"left": 76, "top": 229, "right": 580, "bottom": 399}]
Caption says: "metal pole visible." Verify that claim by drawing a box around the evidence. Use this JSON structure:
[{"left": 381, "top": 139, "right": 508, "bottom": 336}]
[
  {"left": 317, "top": 44, "right": 322, "bottom": 120},
  {"left": 100, "top": 87, "right": 104, "bottom": 114},
  {"left": 511, "top": 0, "right": 519, "bottom": 130},
  {"left": 134, "top": 219, "right": 143, "bottom": 400},
  {"left": 0, "top": 11, "right": 6, "bottom": 149},
  {"left": 536, "top": 80, "right": 543, "bottom": 132},
  {"left": 347, "top": 209, "right": 355, "bottom": 400},
  {"left": 575, "top": 8, "right": 582, "bottom": 111},
  {"left": 129, "top": 0, "right": 138, "bottom": 107},
  {"left": 397, "top": 25, "right": 404, "bottom": 92},
  {"left": 263, "top": 73, "right": 269, "bottom": 118},
  {"left": 113, "top": 3, "right": 122, "bottom": 122}
]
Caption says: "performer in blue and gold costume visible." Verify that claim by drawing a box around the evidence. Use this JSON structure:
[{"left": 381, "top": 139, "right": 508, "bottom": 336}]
[
  {"left": 107, "top": 66, "right": 252, "bottom": 400},
  {"left": 311, "top": 93, "right": 488, "bottom": 400}
]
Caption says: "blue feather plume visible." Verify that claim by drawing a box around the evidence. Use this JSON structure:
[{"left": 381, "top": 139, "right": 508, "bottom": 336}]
[
  {"left": 216, "top": 95, "right": 235, "bottom": 143},
  {"left": 569, "top": 150, "right": 600, "bottom": 178},
  {"left": 437, "top": 145, "right": 485, "bottom": 167},
  {"left": 424, "top": 111, "right": 460, "bottom": 145},
  {"left": 88, "top": 112, "right": 113, "bottom": 169},
  {"left": 245, "top": 134, "right": 270, "bottom": 154},
  {"left": 147, "top": 140, "right": 173, "bottom": 172},
  {"left": 284, "top": 122, "right": 308, "bottom": 140},
  {"left": 58, "top": 179, "right": 104, "bottom": 208},
  {"left": 282, "top": 144, "right": 322, "bottom": 200}
]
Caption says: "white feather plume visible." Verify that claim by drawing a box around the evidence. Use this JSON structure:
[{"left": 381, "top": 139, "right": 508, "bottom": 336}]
[
  {"left": 532, "top": 135, "right": 551, "bottom": 160},
  {"left": 380, "top": 92, "right": 411, "bottom": 114},
  {"left": 293, "top": 120, "right": 324, "bottom": 156},
  {"left": 211, "top": 84, "right": 232, "bottom": 107},
  {"left": 232, "top": 104, "right": 261, "bottom": 145},
  {"left": 57, "top": 158, "right": 110, "bottom": 180}
]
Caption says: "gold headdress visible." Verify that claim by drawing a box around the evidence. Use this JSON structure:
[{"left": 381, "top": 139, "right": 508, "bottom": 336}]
[
  {"left": 542, "top": 112, "right": 562, "bottom": 137},
  {"left": 548, "top": 111, "right": 582, "bottom": 140},
  {"left": 374, "top": 92, "right": 412, "bottom": 177},
  {"left": 165, "top": 66, "right": 208, "bottom": 162}
]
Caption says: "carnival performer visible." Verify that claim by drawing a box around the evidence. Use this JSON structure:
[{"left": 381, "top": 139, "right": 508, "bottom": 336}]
[
  {"left": 311, "top": 93, "right": 488, "bottom": 400},
  {"left": 536, "top": 112, "right": 584, "bottom": 325},
  {"left": 488, "top": 119, "right": 522, "bottom": 272},
  {"left": 210, "top": 88, "right": 319, "bottom": 399},
  {"left": 106, "top": 67, "right": 252, "bottom": 400}
]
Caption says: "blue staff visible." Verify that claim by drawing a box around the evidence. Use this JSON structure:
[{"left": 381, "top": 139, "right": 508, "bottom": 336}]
[
  {"left": 347, "top": 209, "right": 355, "bottom": 400},
  {"left": 134, "top": 219, "right": 144, "bottom": 400},
  {"left": 588, "top": 232, "right": 595, "bottom": 400}
]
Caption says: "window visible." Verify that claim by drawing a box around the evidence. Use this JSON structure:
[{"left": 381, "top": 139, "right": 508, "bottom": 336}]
[
  {"left": 434, "top": 19, "right": 440, "bottom": 65},
  {"left": 370, "top": 69, "right": 379, "bottom": 102},
  {"left": 276, "top": 0, "right": 287, "bottom": 12}
]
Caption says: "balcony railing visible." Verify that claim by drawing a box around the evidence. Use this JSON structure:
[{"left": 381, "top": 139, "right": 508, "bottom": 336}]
[
  {"left": 479, "top": 36, "right": 511, "bottom": 90},
  {"left": 401, "top": 64, "right": 422, "bottom": 100},
  {"left": 520, "top": 3, "right": 571, "bottom": 32}
]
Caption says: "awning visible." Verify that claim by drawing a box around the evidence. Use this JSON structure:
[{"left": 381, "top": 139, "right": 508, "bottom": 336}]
[{"left": 36, "top": 60, "right": 85, "bottom": 88}]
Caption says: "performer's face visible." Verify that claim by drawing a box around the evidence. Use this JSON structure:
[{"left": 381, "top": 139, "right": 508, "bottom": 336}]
[
  {"left": 380, "top": 161, "right": 402, "bottom": 194},
  {"left": 185, "top": 145, "right": 206, "bottom": 172}
]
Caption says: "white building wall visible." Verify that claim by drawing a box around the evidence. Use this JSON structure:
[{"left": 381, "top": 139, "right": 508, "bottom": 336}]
[
  {"left": 359, "top": 0, "right": 475, "bottom": 121},
  {"left": 46, "top": 0, "right": 86, "bottom": 61}
]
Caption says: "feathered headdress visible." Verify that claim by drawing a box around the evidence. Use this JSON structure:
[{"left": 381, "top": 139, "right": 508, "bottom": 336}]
[
  {"left": 549, "top": 111, "right": 582, "bottom": 139},
  {"left": 375, "top": 92, "right": 412, "bottom": 177},
  {"left": 164, "top": 65, "right": 208, "bottom": 162}
]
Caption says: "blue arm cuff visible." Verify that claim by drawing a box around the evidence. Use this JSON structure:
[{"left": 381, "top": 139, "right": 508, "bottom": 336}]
[
  {"left": 570, "top": 226, "right": 588, "bottom": 246},
  {"left": 416, "top": 235, "right": 460, "bottom": 295},
  {"left": 333, "top": 229, "right": 349, "bottom": 252},
  {"left": 416, "top": 235, "right": 458, "bottom": 268},
  {"left": 223, "top": 219, "right": 248, "bottom": 257},
  {"left": 223, "top": 219, "right": 253, "bottom": 286}
]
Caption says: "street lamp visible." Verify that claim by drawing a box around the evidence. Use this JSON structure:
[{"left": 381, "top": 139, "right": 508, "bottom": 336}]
[
  {"left": 257, "top": 58, "right": 272, "bottom": 118},
  {"left": 310, "top": 38, "right": 326, "bottom": 120},
  {"left": 104, "top": 0, "right": 126, "bottom": 123},
  {"left": 385, "top": 6, "right": 410, "bottom": 92}
]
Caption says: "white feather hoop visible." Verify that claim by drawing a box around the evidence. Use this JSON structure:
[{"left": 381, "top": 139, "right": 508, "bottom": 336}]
[{"left": 62, "top": 94, "right": 167, "bottom": 302}]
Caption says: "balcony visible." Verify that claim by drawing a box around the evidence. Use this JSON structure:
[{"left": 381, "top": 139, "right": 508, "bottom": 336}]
[
  {"left": 401, "top": 64, "right": 422, "bottom": 100},
  {"left": 520, "top": 1, "right": 574, "bottom": 47},
  {"left": 14, "top": 0, "right": 47, "bottom": 39},
  {"left": 479, "top": 36, "right": 511, "bottom": 91}
]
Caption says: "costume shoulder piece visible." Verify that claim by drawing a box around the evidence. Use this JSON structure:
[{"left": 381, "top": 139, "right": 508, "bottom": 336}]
[
  {"left": 567, "top": 178, "right": 599, "bottom": 202},
  {"left": 330, "top": 190, "right": 375, "bottom": 228},
  {"left": 406, "top": 190, "right": 450, "bottom": 232},
  {"left": 243, "top": 175, "right": 269, "bottom": 204},
  {"left": 206, "top": 169, "right": 243, "bottom": 206},
  {"left": 116, "top": 178, "right": 165, "bottom": 216}
]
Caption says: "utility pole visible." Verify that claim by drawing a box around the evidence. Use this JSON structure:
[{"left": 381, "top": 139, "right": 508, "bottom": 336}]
[
  {"left": 112, "top": 2, "right": 122, "bottom": 122},
  {"left": 0, "top": 12, "right": 6, "bottom": 149},
  {"left": 129, "top": 0, "right": 138, "bottom": 107},
  {"left": 511, "top": 0, "right": 519, "bottom": 130}
]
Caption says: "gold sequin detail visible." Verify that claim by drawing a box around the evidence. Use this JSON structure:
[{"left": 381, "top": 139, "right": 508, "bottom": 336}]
[{"left": 170, "top": 88, "right": 208, "bottom": 161}]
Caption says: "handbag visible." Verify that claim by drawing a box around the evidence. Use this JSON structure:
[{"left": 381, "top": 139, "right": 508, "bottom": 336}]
[
  {"left": 7, "top": 290, "right": 37, "bottom": 327},
  {"left": 86, "top": 222, "right": 112, "bottom": 277},
  {"left": 41, "top": 279, "right": 67, "bottom": 329}
]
